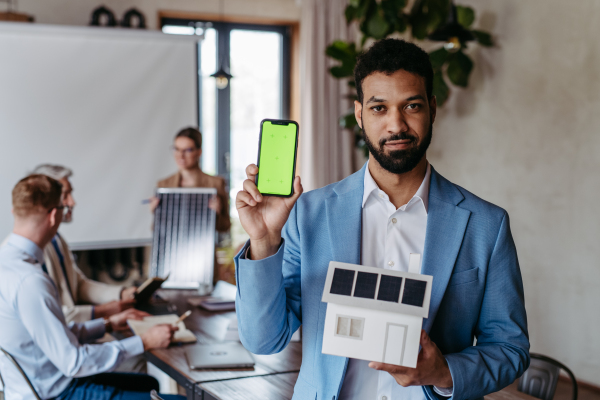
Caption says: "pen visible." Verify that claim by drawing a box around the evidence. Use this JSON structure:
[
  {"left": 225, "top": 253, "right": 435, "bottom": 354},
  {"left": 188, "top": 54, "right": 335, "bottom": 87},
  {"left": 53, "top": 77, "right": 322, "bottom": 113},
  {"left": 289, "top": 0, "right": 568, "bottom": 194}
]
[
  {"left": 172, "top": 310, "right": 192, "bottom": 327},
  {"left": 141, "top": 199, "right": 151, "bottom": 204}
]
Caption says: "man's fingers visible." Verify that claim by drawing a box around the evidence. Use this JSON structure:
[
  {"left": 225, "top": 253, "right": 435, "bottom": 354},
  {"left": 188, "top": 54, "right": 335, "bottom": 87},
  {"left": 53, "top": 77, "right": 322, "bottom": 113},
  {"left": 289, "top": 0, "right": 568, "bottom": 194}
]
[
  {"left": 285, "top": 176, "right": 303, "bottom": 206},
  {"left": 245, "top": 164, "right": 259, "bottom": 180},
  {"left": 236, "top": 191, "right": 257, "bottom": 208},
  {"left": 369, "top": 361, "right": 410, "bottom": 374},
  {"left": 242, "top": 179, "right": 263, "bottom": 202}
]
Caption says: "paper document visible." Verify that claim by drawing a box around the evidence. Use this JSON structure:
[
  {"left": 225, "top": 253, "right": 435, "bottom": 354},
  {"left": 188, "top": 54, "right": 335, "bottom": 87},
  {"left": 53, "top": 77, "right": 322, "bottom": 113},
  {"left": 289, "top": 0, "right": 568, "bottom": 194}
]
[{"left": 127, "top": 315, "right": 197, "bottom": 343}]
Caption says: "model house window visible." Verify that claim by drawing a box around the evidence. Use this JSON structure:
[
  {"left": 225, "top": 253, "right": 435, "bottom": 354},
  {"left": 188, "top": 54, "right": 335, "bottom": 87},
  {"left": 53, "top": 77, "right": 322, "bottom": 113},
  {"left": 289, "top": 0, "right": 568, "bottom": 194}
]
[{"left": 336, "top": 315, "right": 364, "bottom": 339}]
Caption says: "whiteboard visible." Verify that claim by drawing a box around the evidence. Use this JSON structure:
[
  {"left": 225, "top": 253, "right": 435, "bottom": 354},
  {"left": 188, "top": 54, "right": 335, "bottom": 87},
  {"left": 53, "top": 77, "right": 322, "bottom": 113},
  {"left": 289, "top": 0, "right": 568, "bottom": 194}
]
[{"left": 0, "top": 23, "right": 198, "bottom": 249}]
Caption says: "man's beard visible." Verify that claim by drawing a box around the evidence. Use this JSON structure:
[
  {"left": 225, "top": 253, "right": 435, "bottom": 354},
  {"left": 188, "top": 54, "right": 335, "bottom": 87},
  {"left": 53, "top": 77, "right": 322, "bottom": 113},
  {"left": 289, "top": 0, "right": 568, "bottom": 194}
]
[{"left": 363, "top": 120, "right": 432, "bottom": 175}]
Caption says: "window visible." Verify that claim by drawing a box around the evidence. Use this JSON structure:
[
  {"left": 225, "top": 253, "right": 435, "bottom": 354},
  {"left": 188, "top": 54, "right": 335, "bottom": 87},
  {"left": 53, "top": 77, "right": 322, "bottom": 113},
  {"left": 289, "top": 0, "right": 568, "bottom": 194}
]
[
  {"left": 335, "top": 315, "right": 365, "bottom": 340},
  {"left": 162, "top": 17, "right": 291, "bottom": 247}
]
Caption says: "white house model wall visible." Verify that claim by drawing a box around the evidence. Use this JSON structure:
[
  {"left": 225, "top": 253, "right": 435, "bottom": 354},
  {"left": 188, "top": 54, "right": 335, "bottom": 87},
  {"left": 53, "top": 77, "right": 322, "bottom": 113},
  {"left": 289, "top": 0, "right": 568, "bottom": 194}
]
[{"left": 321, "top": 260, "right": 433, "bottom": 368}]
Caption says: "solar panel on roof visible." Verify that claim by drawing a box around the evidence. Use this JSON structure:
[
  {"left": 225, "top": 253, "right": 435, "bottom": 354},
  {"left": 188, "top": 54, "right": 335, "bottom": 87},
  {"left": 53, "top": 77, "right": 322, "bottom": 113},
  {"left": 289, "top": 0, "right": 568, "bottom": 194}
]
[
  {"left": 377, "top": 275, "right": 403, "bottom": 303},
  {"left": 401, "top": 278, "right": 427, "bottom": 307},
  {"left": 330, "top": 268, "right": 355, "bottom": 296},
  {"left": 353, "top": 272, "right": 378, "bottom": 299}
]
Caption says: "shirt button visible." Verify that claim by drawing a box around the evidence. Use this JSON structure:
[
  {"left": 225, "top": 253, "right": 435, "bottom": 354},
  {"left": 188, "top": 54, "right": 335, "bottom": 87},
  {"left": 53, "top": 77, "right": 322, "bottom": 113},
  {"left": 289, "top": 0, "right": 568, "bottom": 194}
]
[
  {"left": 391, "top": 218, "right": 397, "bottom": 224},
  {"left": 382, "top": 396, "right": 388, "bottom": 400},
  {"left": 379, "top": 193, "right": 384, "bottom": 198},
  {"left": 388, "top": 261, "right": 394, "bottom": 267}
]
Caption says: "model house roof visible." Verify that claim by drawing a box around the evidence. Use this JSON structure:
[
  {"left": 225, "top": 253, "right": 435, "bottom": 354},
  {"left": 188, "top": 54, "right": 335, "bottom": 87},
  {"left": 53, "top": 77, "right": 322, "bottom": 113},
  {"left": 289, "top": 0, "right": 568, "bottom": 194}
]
[{"left": 321, "top": 261, "right": 433, "bottom": 318}]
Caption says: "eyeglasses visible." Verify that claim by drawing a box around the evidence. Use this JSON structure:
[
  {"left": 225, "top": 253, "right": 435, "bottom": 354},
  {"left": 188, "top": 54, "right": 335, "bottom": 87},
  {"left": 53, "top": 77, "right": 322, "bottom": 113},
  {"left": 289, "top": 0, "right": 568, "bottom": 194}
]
[{"left": 171, "top": 146, "right": 198, "bottom": 155}]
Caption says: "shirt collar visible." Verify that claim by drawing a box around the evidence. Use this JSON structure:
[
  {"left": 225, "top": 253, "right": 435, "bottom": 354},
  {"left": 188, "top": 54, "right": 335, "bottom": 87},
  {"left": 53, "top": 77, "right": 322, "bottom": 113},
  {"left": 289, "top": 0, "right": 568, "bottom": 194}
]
[
  {"left": 7, "top": 233, "right": 45, "bottom": 263},
  {"left": 362, "top": 160, "right": 431, "bottom": 213}
]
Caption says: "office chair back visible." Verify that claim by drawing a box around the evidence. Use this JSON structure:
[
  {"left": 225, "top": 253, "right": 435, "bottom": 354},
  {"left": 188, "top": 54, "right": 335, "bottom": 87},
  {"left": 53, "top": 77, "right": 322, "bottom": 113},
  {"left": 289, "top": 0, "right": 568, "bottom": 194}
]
[
  {"left": 518, "top": 353, "right": 578, "bottom": 400},
  {"left": 0, "top": 347, "right": 42, "bottom": 400}
]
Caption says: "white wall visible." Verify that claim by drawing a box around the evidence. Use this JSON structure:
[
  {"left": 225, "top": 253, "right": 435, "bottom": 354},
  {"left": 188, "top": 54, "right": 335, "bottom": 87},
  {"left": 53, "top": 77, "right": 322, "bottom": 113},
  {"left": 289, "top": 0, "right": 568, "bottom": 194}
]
[
  {"left": 16, "top": 0, "right": 300, "bottom": 29},
  {"left": 428, "top": 0, "right": 600, "bottom": 385}
]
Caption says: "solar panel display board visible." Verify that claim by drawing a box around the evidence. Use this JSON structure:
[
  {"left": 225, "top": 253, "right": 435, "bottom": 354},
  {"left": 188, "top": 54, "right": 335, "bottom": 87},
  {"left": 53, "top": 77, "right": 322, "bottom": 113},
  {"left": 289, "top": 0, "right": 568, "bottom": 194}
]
[{"left": 150, "top": 188, "right": 217, "bottom": 289}]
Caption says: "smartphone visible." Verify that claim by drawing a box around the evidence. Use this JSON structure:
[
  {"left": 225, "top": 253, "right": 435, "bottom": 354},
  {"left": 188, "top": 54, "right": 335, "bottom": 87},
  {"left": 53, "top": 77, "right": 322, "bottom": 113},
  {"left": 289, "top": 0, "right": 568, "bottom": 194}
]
[{"left": 256, "top": 119, "right": 299, "bottom": 197}]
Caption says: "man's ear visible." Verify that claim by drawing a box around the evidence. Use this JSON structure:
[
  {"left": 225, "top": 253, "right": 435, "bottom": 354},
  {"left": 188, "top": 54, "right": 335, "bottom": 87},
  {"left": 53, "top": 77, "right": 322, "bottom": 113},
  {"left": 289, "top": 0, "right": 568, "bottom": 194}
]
[
  {"left": 48, "top": 208, "right": 58, "bottom": 227},
  {"left": 429, "top": 95, "right": 437, "bottom": 124},
  {"left": 354, "top": 100, "right": 363, "bottom": 129}
]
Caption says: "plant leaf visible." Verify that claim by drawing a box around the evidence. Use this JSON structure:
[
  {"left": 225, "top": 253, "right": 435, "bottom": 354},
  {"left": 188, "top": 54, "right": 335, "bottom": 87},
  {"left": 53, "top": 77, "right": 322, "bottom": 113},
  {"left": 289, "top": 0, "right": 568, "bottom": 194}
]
[
  {"left": 340, "top": 112, "right": 358, "bottom": 129},
  {"left": 456, "top": 5, "right": 475, "bottom": 28},
  {"left": 472, "top": 29, "right": 493, "bottom": 46},
  {"left": 330, "top": 65, "right": 354, "bottom": 78},
  {"left": 349, "top": 0, "right": 361, "bottom": 8},
  {"left": 446, "top": 50, "right": 473, "bottom": 87},
  {"left": 345, "top": 5, "right": 357, "bottom": 23},
  {"left": 433, "top": 70, "right": 449, "bottom": 106},
  {"left": 429, "top": 47, "right": 449, "bottom": 71},
  {"left": 325, "top": 40, "right": 356, "bottom": 62},
  {"left": 366, "top": 9, "right": 390, "bottom": 39}
]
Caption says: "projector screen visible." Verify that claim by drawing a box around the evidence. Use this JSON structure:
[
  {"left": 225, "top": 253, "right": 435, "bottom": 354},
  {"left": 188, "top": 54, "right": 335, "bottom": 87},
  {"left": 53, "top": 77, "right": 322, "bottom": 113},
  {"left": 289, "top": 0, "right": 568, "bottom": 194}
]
[{"left": 0, "top": 23, "right": 198, "bottom": 249}]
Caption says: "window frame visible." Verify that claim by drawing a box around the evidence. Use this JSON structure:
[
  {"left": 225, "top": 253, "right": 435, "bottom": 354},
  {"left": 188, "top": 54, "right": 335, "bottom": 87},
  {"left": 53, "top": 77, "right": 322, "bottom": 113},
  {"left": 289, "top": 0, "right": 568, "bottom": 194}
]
[{"left": 160, "top": 16, "right": 292, "bottom": 185}]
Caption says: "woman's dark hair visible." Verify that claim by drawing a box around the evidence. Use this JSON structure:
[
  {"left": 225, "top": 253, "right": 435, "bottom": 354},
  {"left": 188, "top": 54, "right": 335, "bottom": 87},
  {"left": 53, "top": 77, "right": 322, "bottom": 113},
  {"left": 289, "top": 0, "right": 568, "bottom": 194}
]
[
  {"left": 354, "top": 38, "right": 434, "bottom": 104},
  {"left": 174, "top": 127, "right": 202, "bottom": 149}
]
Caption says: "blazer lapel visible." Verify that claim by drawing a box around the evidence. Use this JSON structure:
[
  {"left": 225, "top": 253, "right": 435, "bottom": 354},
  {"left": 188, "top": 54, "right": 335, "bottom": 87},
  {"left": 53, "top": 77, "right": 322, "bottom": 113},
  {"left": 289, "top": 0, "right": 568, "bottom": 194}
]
[
  {"left": 421, "top": 168, "right": 471, "bottom": 332},
  {"left": 325, "top": 165, "right": 366, "bottom": 265}
]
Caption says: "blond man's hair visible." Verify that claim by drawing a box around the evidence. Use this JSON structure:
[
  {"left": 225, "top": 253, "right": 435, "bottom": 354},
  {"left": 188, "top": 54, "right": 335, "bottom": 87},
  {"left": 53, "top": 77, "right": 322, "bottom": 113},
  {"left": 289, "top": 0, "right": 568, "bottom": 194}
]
[{"left": 12, "top": 174, "right": 62, "bottom": 218}]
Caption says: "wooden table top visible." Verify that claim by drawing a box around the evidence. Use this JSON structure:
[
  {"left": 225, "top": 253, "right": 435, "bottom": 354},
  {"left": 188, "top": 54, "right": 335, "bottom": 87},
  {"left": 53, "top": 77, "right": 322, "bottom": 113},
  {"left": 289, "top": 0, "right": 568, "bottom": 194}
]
[{"left": 142, "top": 289, "right": 302, "bottom": 385}]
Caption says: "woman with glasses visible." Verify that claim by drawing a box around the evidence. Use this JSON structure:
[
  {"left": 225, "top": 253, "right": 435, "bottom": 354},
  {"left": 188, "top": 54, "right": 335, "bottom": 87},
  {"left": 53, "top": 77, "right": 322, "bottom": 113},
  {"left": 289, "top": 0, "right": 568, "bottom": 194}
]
[{"left": 150, "top": 127, "right": 231, "bottom": 233}]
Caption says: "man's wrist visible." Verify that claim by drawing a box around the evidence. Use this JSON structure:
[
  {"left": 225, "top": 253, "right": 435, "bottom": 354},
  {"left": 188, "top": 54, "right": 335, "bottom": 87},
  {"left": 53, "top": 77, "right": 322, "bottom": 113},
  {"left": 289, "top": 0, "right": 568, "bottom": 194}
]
[
  {"left": 103, "top": 318, "right": 113, "bottom": 333},
  {"left": 248, "top": 236, "right": 282, "bottom": 260}
]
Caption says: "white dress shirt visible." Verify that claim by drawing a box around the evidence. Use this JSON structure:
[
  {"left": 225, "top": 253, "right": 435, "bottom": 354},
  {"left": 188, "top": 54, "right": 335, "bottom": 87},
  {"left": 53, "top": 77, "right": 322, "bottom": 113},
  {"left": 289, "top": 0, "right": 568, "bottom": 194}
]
[
  {"left": 339, "top": 161, "right": 451, "bottom": 400},
  {"left": 0, "top": 234, "right": 143, "bottom": 400}
]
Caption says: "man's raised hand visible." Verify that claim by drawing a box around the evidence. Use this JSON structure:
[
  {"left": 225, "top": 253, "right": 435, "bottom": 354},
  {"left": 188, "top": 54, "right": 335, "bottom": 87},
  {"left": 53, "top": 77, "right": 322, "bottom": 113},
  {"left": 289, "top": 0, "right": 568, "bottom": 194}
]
[{"left": 235, "top": 164, "right": 303, "bottom": 260}]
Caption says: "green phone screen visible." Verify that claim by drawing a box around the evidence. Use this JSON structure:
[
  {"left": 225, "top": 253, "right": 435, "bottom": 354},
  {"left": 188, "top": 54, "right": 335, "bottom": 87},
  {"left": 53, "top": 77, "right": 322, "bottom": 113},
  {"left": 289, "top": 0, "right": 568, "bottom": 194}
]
[{"left": 256, "top": 120, "right": 299, "bottom": 196}]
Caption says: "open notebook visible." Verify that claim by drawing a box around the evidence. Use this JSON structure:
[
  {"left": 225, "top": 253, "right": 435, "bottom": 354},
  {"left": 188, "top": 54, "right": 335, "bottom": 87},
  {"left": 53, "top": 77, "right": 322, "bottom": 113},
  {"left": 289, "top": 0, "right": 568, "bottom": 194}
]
[{"left": 127, "top": 315, "right": 197, "bottom": 344}]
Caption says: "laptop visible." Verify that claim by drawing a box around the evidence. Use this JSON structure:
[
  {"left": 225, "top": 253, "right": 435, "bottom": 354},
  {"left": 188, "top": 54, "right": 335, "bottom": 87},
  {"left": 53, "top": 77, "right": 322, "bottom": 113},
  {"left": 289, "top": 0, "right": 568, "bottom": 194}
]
[{"left": 185, "top": 342, "right": 255, "bottom": 370}]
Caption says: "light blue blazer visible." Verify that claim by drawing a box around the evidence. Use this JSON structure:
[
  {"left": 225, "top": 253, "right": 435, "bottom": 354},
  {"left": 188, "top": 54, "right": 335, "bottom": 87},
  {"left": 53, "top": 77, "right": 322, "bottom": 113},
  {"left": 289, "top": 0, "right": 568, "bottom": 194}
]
[{"left": 235, "top": 164, "right": 529, "bottom": 400}]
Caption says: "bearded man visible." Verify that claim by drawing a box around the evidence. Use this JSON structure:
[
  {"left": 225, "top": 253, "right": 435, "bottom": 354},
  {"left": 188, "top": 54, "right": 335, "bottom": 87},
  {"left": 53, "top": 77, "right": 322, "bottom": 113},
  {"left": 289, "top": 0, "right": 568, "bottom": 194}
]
[{"left": 233, "top": 38, "right": 530, "bottom": 400}]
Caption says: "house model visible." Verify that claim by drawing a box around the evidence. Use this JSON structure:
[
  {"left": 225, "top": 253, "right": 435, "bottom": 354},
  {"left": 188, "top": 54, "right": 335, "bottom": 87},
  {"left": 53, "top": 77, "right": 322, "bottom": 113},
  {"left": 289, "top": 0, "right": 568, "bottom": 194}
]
[{"left": 321, "top": 257, "right": 433, "bottom": 368}]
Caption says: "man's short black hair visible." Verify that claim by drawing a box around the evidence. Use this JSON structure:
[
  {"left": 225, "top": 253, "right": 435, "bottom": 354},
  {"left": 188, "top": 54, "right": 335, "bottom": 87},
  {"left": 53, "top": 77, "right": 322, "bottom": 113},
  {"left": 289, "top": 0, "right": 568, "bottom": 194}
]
[{"left": 354, "top": 38, "right": 433, "bottom": 104}]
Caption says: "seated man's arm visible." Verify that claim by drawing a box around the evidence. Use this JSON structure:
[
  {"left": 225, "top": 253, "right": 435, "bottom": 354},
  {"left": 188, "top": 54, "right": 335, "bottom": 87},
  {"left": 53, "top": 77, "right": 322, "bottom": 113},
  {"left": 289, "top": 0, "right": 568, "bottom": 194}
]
[
  {"left": 70, "top": 248, "right": 123, "bottom": 305},
  {"left": 235, "top": 203, "right": 302, "bottom": 355},
  {"left": 17, "top": 274, "right": 143, "bottom": 377},
  {"left": 425, "top": 212, "right": 530, "bottom": 400}
]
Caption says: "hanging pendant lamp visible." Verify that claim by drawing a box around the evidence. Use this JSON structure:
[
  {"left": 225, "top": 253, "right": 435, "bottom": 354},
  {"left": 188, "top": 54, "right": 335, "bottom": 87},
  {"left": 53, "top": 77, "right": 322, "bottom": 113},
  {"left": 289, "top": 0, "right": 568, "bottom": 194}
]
[
  {"left": 211, "top": 0, "right": 233, "bottom": 89},
  {"left": 428, "top": 1, "right": 475, "bottom": 52}
]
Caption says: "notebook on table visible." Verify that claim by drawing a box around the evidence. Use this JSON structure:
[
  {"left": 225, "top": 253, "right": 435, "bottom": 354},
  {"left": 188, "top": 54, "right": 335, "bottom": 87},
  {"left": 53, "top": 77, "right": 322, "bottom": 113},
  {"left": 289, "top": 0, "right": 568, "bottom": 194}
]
[
  {"left": 127, "top": 314, "right": 197, "bottom": 344},
  {"left": 185, "top": 342, "right": 255, "bottom": 370}
]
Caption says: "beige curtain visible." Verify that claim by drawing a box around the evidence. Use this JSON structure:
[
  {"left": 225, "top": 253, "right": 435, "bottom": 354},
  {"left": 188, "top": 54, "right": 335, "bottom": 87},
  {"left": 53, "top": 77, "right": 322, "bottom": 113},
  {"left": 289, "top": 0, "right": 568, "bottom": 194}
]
[{"left": 299, "top": 0, "right": 357, "bottom": 191}]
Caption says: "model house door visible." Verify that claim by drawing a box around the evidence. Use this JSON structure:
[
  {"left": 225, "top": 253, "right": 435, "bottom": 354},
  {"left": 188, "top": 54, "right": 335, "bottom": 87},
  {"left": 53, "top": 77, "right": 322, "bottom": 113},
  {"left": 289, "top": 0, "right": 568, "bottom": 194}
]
[{"left": 383, "top": 323, "right": 407, "bottom": 365}]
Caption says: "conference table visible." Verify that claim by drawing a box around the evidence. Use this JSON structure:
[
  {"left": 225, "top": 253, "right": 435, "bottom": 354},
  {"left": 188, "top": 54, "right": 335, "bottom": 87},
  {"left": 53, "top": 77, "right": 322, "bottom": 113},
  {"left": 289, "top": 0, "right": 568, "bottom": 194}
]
[{"left": 137, "top": 289, "right": 536, "bottom": 400}]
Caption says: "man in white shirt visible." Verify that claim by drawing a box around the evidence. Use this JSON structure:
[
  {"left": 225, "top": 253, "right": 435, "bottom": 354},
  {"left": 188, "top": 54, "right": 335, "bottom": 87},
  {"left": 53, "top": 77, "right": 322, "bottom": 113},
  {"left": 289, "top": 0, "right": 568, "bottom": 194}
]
[
  {"left": 233, "top": 38, "right": 529, "bottom": 400},
  {"left": 0, "top": 174, "right": 183, "bottom": 400}
]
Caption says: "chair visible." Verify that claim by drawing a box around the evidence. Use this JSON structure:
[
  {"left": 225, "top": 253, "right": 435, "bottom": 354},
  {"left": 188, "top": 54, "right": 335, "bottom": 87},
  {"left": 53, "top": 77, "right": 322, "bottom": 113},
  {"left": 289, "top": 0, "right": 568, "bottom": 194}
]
[
  {"left": 518, "top": 353, "right": 578, "bottom": 400},
  {"left": 0, "top": 347, "right": 41, "bottom": 400}
]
